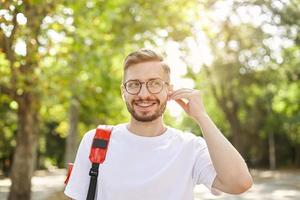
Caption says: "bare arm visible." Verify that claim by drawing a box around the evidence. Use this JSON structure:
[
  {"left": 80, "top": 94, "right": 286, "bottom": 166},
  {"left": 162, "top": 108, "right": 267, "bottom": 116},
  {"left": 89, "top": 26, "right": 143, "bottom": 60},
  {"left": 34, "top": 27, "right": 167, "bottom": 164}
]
[
  {"left": 195, "top": 113, "right": 252, "bottom": 194},
  {"left": 170, "top": 88, "right": 253, "bottom": 194}
]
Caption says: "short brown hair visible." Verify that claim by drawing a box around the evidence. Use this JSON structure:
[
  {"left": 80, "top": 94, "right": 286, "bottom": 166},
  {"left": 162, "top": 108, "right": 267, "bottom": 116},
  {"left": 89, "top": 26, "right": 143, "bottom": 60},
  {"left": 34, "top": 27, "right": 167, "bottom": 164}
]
[{"left": 123, "top": 49, "right": 170, "bottom": 81}]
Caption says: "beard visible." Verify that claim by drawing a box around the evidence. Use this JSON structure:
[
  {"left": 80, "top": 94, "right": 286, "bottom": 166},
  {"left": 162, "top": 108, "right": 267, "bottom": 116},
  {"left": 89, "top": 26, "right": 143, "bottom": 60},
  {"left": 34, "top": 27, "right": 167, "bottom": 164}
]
[{"left": 125, "top": 97, "right": 167, "bottom": 122}]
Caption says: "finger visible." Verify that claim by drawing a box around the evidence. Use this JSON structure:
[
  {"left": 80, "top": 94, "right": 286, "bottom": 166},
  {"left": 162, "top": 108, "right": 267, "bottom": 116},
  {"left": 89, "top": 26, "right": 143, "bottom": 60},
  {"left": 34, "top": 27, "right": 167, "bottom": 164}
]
[
  {"left": 173, "top": 89, "right": 202, "bottom": 97},
  {"left": 171, "top": 90, "right": 193, "bottom": 96},
  {"left": 170, "top": 89, "right": 201, "bottom": 99},
  {"left": 170, "top": 92, "right": 194, "bottom": 100},
  {"left": 170, "top": 88, "right": 194, "bottom": 96},
  {"left": 175, "top": 99, "right": 188, "bottom": 112}
]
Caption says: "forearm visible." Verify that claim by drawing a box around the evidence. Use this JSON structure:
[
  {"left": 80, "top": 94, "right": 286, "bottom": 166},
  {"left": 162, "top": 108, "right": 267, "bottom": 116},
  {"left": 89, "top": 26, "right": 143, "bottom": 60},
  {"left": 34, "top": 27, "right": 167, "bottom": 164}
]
[{"left": 195, "top": 113, "right": 252, "bottom": 191}]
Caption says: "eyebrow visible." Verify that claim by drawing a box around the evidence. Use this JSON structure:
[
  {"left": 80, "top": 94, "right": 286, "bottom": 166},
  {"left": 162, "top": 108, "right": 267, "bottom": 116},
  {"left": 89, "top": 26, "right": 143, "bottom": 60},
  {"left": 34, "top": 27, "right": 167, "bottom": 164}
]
[{"left": 126, "top": 77, "right": 163, "bottom": 82}]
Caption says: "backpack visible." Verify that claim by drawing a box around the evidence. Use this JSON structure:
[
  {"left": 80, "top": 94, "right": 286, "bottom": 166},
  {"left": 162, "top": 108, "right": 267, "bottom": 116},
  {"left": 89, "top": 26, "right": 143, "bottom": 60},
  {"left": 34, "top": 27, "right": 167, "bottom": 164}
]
[{"left": 65, "top": 125, "right": 113, "bottom": 200}]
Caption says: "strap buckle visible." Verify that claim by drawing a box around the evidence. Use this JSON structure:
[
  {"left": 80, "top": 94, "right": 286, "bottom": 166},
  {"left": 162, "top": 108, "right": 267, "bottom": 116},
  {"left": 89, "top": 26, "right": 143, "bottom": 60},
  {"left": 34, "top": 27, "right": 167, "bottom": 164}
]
[{"left": 89, "top": 163, "right": 99, "bottom": 177}]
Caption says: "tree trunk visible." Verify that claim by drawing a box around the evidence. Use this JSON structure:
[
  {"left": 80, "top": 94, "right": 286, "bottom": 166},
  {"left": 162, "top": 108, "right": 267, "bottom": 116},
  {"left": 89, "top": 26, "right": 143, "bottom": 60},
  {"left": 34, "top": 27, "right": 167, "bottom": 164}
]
[
  {"left": 8, "top": 92, "right": 39, "bottom": 200},
  {"left": 65, "top": 97, "right": 79, "bottom": 166},
  {"left": 219, "top": 96, "right": 244, "bottom": 155},
  {"left": 1, "top": 2, "right": 53, "bottom": 200},
  {"left": 227, "top": 114, "right": 243, "bottom": 154},
  {"left": 268, "top": 132, "right": 276, "bottom": 170},
  {"left": 202, "top": 65, "right": 244, "bottom": 154},
  {"left": 295, "top": 144, "right": 300, "bottom": 167}
]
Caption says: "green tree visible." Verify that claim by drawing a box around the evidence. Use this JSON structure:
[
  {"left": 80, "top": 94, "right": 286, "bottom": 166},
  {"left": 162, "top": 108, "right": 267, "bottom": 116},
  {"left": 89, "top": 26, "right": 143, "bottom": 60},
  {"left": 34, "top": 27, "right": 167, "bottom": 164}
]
[
  {"left": 1, "top": 0, "right": 197, "bottom": 199},
  {"left": 0, "top": 1, "right": 59, "bottom": 199},
  {"left": 181, "top": 0, "right": 300, "bottom": 169}
]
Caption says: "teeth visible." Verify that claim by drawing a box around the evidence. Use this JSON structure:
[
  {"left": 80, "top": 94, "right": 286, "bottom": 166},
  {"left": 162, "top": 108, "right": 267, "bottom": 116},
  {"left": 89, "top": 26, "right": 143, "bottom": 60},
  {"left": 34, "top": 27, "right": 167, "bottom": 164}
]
[{"left": 135, "top": 102, "right": 156, "bottom": 107}]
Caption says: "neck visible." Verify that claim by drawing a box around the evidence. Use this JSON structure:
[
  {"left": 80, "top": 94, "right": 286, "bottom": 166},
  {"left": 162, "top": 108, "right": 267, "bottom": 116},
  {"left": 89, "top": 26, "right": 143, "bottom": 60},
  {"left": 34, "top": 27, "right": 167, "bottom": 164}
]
[{"left": 127, "top": 117, "right": 166, "bottom": 137}]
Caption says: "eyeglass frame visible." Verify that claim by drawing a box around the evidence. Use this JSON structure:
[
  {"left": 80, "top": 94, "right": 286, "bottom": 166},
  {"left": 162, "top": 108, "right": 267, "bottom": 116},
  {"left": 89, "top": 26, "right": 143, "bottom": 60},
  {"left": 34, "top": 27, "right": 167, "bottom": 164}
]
[{"left": 123, "top": 78, "right": 169, "bottom": 95}]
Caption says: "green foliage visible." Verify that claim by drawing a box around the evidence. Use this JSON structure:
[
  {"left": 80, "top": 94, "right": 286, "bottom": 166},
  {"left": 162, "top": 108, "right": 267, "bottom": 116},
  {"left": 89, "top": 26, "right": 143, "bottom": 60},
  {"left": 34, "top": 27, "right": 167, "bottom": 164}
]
[
  {"left": 181, "top": 0, "right": 300, "bottom": 167},
  {"left": 5, "top": 0, "right": 196, "bottom": 169},
  {"left": 1, "top": 0, "right": 300, "bottom": 172},
  {"left": 0, "top": 94, "right": 16, "bottom": 175}
]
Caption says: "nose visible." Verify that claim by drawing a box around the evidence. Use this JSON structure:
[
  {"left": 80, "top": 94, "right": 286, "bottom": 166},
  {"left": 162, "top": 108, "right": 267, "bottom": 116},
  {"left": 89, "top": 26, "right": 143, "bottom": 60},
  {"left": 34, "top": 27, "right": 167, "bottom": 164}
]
[{"left": 138, "top": 83, "right": 150, "bottom": 97}]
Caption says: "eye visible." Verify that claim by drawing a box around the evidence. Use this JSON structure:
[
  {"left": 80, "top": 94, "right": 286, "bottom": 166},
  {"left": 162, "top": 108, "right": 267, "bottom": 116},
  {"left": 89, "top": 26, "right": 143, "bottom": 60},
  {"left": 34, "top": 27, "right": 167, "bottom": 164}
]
[
  {"left": 149, "top": 79, "right": 162, "bottom": 87},
  {"left": 127, "top": 81, "right": 140, "bottom": 88}
]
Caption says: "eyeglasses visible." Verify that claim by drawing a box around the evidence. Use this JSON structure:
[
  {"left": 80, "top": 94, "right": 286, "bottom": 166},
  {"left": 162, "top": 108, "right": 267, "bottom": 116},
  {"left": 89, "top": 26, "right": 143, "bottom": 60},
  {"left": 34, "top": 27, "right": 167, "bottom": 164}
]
[{"left": 123, "top": 78, "right": 169, "bottom": 95}]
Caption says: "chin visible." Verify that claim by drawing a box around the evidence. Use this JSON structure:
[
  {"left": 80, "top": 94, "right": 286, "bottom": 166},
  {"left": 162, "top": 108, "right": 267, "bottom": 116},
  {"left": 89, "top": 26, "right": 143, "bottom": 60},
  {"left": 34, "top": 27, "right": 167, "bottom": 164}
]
[{"left": 133, "top": 113, "right": 161, "bottom": 122}]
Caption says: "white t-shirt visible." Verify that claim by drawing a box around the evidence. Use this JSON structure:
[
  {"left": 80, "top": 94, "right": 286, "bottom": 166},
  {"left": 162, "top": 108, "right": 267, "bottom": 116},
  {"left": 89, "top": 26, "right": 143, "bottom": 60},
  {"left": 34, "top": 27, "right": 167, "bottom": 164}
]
[{"left": 64, "top": 123, "right": 217, "bottom": 200}]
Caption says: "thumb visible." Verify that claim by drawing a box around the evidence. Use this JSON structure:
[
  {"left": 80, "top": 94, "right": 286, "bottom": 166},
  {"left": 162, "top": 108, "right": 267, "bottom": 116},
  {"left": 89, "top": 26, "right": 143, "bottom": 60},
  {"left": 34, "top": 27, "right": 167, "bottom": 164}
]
[{"left": 175, "top": 99, "right": 188, "bottom": 113}]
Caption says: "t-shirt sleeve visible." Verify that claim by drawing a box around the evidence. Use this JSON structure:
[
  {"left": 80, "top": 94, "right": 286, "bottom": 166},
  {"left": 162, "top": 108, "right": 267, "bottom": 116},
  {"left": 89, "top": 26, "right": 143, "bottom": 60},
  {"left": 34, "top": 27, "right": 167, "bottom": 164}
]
[
  {"left": 64, "top": 130, "right": 95, "bottom": 200},
  {"left": 192, "top": 136, "right": 218, "bottom": 194}
]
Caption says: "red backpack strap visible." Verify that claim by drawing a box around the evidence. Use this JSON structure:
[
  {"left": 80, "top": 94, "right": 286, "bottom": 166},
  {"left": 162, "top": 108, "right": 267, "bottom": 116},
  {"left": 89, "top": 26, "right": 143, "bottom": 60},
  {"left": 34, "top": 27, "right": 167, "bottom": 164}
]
[
  {"left": 64, "top": 163, "right": 74, "bottom": 184},
  {"left": 89, "top": 125, "right": 113, "bottom": 163},
  {"left": 86, "top": 125, "right": 113, "bottom": 200}
]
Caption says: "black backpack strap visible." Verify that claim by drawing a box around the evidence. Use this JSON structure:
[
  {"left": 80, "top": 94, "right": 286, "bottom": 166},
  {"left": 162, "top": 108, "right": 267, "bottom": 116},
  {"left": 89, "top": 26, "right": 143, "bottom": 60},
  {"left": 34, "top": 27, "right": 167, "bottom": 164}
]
[{"left": 86, "top": 163, "right": 100, "bottom": 200}]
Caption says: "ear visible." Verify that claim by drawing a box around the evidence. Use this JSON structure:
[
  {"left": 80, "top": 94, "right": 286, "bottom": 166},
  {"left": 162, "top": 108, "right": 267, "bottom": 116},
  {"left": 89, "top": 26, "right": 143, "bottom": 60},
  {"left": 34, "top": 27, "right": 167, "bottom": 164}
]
[
  {"left": 120, "top": 84, "right": 126, "bottom": 101},
  {"left": 167, "top": 84, "right": 174, "bottom": 101}
]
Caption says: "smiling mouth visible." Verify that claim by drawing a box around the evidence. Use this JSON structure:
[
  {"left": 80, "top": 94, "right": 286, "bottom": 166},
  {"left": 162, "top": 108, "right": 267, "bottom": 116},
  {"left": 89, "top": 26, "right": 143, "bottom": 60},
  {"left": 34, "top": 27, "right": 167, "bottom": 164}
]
[
  {"left": 135, "top": 102, "right": 156, "bottom": 108},
  {"left": 134, "top": 101, "right": 158, "bottom": 109}
]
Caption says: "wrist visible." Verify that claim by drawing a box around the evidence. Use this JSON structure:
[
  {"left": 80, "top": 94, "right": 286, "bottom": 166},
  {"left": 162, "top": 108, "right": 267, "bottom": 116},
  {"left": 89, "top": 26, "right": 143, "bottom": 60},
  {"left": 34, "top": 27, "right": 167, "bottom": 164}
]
[{"left": 195, "top": 112, "right": 209, "bottom": 124}]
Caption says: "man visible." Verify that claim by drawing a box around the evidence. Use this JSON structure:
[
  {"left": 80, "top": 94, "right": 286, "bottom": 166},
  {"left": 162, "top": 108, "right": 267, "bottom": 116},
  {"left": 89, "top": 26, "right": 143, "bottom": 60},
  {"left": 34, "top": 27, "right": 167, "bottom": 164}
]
[{"left": 64, "top": 49, "right": 253, "bottom": 200}]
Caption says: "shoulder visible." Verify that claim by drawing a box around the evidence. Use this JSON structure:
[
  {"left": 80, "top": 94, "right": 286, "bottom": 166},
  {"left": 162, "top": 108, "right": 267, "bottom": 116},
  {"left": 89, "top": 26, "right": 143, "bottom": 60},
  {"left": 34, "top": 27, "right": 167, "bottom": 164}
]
[
  {"left": 82, "top": 129, "right": 97, "bottom": 141},
  {"left": 168, "top": 126, "right": 198, "bottom": 141},
  {"left": 81, "top": 123, "right": 123, "bottom": 141},
  {"left": 168, "top": 127, "right": 207, "bottom": 149},
  {"left": 76, "top": 129, "right": 97, "bottom": 152}
]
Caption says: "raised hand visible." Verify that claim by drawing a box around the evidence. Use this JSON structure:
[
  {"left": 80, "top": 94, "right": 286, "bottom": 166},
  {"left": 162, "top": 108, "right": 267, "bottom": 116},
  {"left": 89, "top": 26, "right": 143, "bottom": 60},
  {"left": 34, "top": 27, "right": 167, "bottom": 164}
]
[{"left": 169, "top": 88, "right": 207, "bottom": 121}]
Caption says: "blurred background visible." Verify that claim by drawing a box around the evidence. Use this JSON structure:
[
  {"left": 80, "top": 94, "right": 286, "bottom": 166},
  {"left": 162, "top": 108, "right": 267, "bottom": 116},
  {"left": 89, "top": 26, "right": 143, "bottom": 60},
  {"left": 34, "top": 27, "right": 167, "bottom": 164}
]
[{"left": 0, "top": 0, "right": 299, "bottom": 200}]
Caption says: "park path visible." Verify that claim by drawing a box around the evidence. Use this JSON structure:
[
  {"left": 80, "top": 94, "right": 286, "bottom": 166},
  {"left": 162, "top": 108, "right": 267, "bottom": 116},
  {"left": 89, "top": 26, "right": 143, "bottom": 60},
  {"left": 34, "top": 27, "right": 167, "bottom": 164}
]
[
  {"left": 194, "top": 170, "right": 300, "bottom": 200},
  {"left": 0, "top": 169, "right": 299, "bottom": 200}
]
